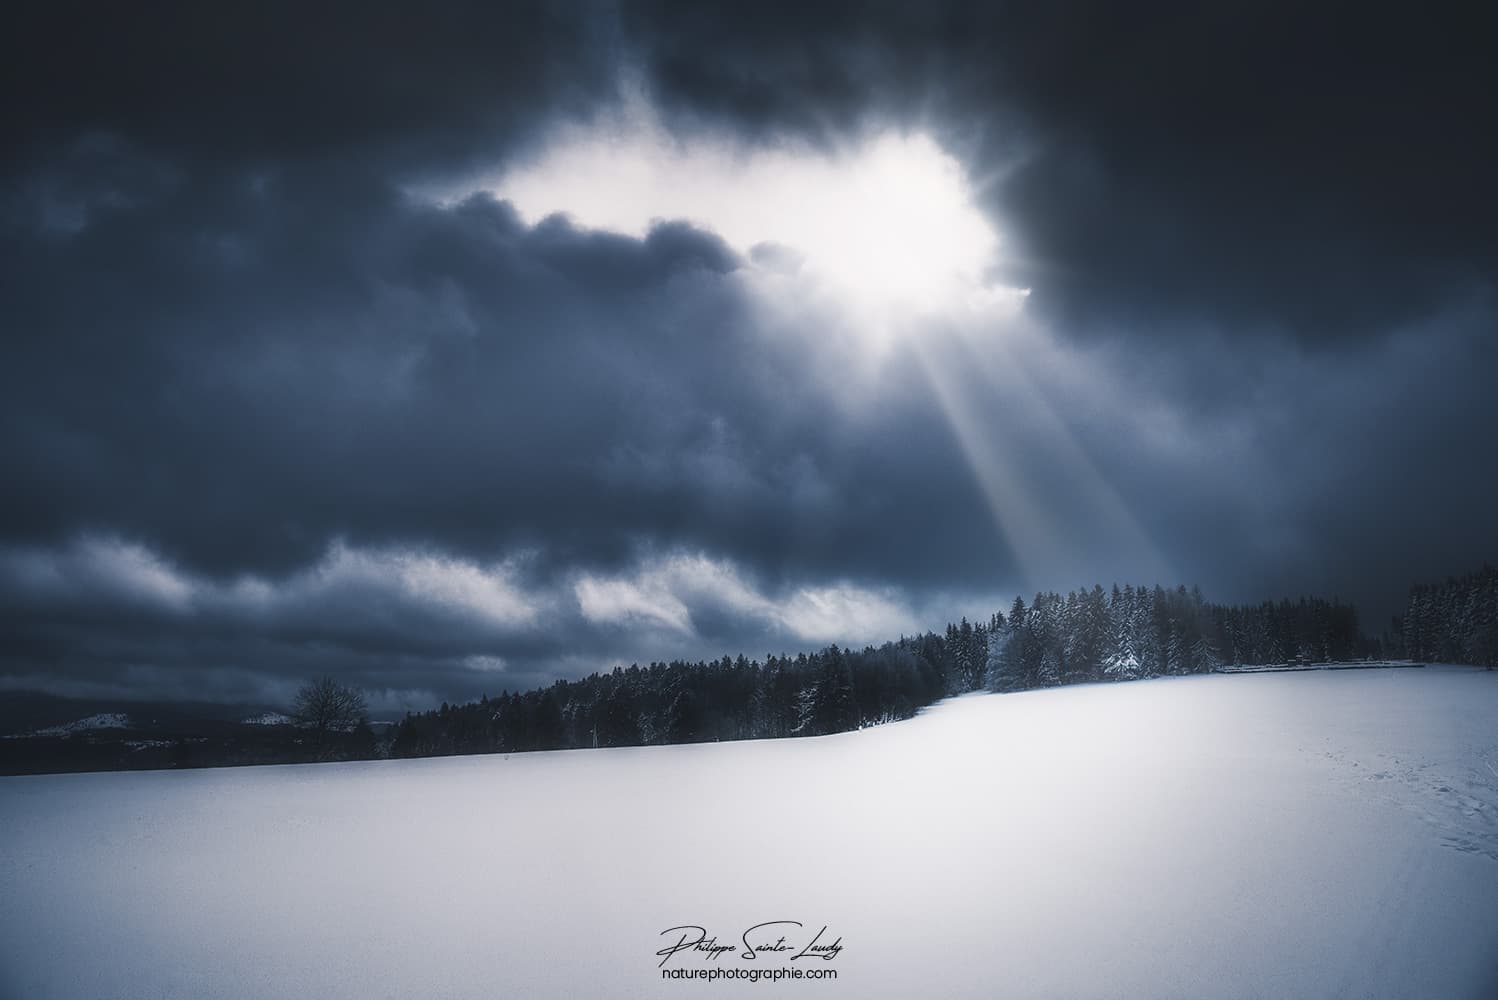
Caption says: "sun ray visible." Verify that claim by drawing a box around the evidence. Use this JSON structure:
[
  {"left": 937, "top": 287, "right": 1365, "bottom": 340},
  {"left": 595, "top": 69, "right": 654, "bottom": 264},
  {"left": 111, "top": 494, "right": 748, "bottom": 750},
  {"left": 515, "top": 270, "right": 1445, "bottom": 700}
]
[
  {"left": 910, "top": 313, "right": 1172, "bottom": 592},
  {"left": 477, "top": 115, "right": 1162, "bottom": 593}
]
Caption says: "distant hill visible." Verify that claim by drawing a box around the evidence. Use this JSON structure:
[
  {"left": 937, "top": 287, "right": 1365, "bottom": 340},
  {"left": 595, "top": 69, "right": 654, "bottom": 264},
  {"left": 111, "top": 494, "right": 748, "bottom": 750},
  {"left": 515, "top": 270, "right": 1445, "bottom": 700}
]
[{"left": 0, "top": 692, "right": 385, "bottom": 775}]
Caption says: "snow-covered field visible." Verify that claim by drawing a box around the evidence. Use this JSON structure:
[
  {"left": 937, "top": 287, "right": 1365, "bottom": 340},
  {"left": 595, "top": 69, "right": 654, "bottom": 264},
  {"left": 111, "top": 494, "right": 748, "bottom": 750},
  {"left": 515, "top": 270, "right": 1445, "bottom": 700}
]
[{"left": 3, "top": 667, "right": 1496, "bottom": 999}]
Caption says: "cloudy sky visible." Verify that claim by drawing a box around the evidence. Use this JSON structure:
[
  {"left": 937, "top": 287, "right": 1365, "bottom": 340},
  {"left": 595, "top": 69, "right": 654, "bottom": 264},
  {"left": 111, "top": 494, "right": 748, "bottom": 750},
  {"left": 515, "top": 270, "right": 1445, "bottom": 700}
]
[{"left": 3, "top": 1, "right": 1494, "bottom": 711}]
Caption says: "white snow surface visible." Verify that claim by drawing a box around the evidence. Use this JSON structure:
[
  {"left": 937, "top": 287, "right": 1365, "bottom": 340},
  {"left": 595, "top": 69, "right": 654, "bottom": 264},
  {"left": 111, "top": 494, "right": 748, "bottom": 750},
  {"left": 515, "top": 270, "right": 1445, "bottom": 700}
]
[{"left": 3, "top": 666, "right": 1496, "bottom": 999}]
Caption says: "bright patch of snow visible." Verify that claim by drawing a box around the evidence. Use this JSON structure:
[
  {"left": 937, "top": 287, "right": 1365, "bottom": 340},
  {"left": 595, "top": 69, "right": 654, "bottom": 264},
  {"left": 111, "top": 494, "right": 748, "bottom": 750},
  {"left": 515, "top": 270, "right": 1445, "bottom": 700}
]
[
  {"left": 240, "top": 712, "right": 295, "bottom": 726},
  {"left": 2, "top": 667, "right": 1496, "bottom": 998}
]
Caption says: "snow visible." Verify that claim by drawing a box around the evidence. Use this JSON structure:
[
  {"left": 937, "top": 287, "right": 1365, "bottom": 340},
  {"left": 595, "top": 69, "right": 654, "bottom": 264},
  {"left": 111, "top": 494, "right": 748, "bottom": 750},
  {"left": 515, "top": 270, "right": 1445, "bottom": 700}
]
[
  {"left": 240, "top": 712, "right": 295, "bottom": 726},
  {"left": 3, "top": 712, "right": 132, "bottom": 739},
  {"left": 2, "top": 667, "right": 1496, "bottom": 999}
]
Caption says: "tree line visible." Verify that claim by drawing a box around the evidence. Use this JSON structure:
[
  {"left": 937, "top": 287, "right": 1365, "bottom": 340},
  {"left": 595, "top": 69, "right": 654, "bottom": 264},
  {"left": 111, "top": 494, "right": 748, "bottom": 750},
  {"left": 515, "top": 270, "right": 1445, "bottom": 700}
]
[
  {"left": 1394, "top": 564, "right": 1498, "bottom": 668},
  {"left": 390, "top": 581, "right": 1376, "bottom": 758},
  {"left": 27, "top": 567, "right": 1495, "bottom": 776}
]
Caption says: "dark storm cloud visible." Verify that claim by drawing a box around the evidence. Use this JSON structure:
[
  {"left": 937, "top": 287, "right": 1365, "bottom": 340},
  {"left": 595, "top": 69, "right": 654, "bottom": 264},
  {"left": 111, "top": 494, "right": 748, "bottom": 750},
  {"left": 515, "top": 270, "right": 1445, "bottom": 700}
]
[
  {"left": 3, "top": 161, "right": 780, "bottom": 578},
  {"left": 2, "top": 0, "right": 623, "bottom": 177},
  {"left": 1, "top": 129, "right": 1013, "bottom": 596},
  {"left": 9, "top": 0, "right": 1494, "bottom": 340},
  {"left": 0, "top": 141, "right": 1014, "bottom": 703},
  {"left": 2, "top": 0, "right": 1496, "bottom": 707},
  {"left": 1067, "top": 298, "right": 1498, "bottom": 617}
]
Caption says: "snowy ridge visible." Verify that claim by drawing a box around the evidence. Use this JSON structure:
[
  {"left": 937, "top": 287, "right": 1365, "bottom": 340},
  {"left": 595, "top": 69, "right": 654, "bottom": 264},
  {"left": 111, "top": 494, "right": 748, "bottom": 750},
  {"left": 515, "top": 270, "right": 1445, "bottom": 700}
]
[
  {"left": 1216, "top": 660, "right": 1424, "bottom": 674},
  {"left": 3, "top": 713, "right": 132, "bottom": 739}
]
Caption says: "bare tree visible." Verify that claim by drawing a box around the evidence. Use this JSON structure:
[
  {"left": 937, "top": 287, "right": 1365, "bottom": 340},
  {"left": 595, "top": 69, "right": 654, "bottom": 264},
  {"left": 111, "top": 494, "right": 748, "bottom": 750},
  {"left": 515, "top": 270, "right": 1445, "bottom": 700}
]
[{"left": 293, "top": 677, "right": 369, "bottom": 756}]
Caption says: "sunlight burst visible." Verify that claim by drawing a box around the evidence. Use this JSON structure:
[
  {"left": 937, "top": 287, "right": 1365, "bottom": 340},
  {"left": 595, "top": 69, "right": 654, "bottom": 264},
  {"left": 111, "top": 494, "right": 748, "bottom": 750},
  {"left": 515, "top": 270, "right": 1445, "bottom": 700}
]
[
  {"left": 754, "top": 133, "right": 1000, "bottom": 313},
  {"left": 487, "top": 128, "right": 1005, "bottom": 321}
]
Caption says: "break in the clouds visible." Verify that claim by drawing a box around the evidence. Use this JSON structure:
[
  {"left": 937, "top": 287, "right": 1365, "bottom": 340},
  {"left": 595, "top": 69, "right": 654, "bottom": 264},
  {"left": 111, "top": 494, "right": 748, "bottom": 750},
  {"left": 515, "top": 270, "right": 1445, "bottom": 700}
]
[{"left": 2, "top": 1, "right": 1495, "bottom": 709}]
